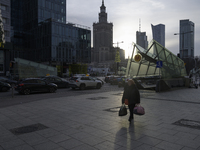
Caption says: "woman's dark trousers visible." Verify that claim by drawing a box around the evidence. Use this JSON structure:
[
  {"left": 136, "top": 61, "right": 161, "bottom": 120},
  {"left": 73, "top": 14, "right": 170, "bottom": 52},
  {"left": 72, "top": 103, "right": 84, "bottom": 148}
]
[{"left": 128, "top": 104, "right": 135, "bottom": 120}]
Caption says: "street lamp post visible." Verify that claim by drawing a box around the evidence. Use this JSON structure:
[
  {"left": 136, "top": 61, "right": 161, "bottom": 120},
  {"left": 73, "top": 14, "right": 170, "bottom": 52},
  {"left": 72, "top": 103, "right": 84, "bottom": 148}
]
[{"left": 174, "top": 31, "right": 193, "bottom": 59}]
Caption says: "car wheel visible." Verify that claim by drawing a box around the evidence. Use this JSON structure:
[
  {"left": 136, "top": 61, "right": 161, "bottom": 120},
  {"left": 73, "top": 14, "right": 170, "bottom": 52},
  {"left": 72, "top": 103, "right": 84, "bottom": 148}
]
[
  {"left": 65, "top": 83, "right": 69, "bottom": 88},
  {"left": 96, "top": 83, "right": 101, "bottom": 89},
  {"left": 49, "top": 87, "right": 56, "bottom": 93},
  {"left": 23, "top": 89, "right": 31, "bottom": 95},
  {"left": 71, "top": 87, "right": 75, "bottom": 90},
  {"left": 1, "top": 87, "right": 8, "bottom": 92},
  {"left": 80, "top": 84, "right": 86, "bottom": 90}
]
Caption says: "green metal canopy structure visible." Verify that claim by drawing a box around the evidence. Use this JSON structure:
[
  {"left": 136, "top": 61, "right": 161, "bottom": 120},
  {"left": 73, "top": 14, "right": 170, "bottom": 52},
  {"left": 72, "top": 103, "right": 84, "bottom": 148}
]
[{"left": 126, "top": 40, "right": 187, "bottom": 79}]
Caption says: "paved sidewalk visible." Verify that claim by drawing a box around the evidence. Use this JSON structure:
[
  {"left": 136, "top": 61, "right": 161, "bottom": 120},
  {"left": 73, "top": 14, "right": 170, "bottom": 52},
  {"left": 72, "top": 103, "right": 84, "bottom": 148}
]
[{"left": 0, "top": 88, "right": 200, "bottom": 150}]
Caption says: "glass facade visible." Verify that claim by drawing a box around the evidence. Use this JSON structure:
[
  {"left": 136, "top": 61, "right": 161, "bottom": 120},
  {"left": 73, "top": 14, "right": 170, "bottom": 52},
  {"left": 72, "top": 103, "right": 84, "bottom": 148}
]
[
  {"left": 0, "top": 50, "right": 4, "bottom": 73},
  {"left": 51, "top": 22, "right": 91, "bottom": 63},
  {"left": 180, "top": 19, "right": 194, "bottom": 58},
  {"left": 0, "top": 0, "right": 11, "bottom": 42},
  {"left": 11, "top": 0, "right": 91, "bottom": 65},
  {"left": 127, "top": 40, "right": 187, "bottom": 79},
  {"left": 14, "top": 58, "right": 57, "bottom": 79},
  {"left": 38, "top": 0, "right": 66, "bottom": 23}
]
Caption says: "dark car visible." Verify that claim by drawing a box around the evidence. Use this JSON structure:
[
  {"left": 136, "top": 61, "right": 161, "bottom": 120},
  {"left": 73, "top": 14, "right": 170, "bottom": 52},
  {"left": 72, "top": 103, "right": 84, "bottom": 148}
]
[
  {"left": 117, "top": 76, "right": 126, "bottom": 87},
  {"left": 109, "top": 76, "right": 120, "bottom": 85},
  {"left": 42, "top": 76, "right": 69, "bottom": 88},
  {"left": 0, "top": 81, "right": 11, "bottom": 92},
  {"left": 0, "top": 76, "right": 17, "bottom": 86},
  {"left": 105, "top": 75, "right": 114, "bottom": 83},
  {"left": 15, "top": 78, "right": 57, "bottom": 95}
]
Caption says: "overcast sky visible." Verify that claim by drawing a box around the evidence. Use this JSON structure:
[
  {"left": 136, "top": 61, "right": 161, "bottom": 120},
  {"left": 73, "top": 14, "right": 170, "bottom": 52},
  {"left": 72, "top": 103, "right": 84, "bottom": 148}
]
[{"left": 67, "top": 0, "right": 200, "bottom": 58}]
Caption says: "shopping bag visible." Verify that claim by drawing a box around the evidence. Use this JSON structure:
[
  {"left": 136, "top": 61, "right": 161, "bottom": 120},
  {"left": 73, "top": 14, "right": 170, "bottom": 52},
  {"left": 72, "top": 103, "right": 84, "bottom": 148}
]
[
  {"left": 133, "top": 104, "right": 145, "bottom": 115},
  {"left": 118, "top": 104, "right": 127, "bottom": 116}
]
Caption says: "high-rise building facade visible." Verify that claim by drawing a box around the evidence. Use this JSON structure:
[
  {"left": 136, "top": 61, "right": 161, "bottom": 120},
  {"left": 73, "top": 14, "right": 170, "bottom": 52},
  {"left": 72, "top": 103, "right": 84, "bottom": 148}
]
[
  {"left": 151, "top": 24, "right": 165, "bottom": 47},
  {"left": 93, "top": 0, "right": 113, "bottom": 63},
  {"left": 0, "top": 0, "right": 10, "bottom": 42},
  {"left": 136, "top": 31, "right": 148, "bottom": 49},
  {"left": 11, "top": 0, "right": 91, "bottom": 66},
  {"left": 179, "top": 19, "right": 194, "bottom": 58},
  {"left": 0, "top": 0, "right": 11, "bottom": 76}
]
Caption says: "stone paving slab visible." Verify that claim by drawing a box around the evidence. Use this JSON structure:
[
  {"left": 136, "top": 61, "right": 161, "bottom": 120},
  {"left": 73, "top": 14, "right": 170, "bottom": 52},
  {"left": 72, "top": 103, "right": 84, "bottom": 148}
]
[{"left": 0, "top": 88, "right": 200, "bottom": 149}]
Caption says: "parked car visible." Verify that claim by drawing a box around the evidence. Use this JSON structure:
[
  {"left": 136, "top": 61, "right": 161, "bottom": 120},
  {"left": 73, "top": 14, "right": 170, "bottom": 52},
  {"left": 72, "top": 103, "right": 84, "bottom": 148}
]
[
  {"left": 91, "top": 77, "right": 104, "bottom": 85},
  {"left": 0, "top": 76, "right": 17, "bottom": 86},
  {"left": 105, "top": 75, "right": 114, "bottom": 83},
  {"left": 0, "top": 81, "right": 11, "bottom": 92},
  {"left": 69, "top": 76, "right": 102, "bottom": 90},
  {"left": 69, "top": 76, "right": 79, "bottom": 81},
  {"left": 109, "top": 76, "right": 120, "bottom": 85},
  {"left": 117, "top": 76, "right": 126, "bottom": 87},
  {"left": 15, "top": 78, "right": 57, "bottom": 95},
  {"left": 73, "top": 74, "right": 86, "bottom": 77},
  {"left": 41, "top": 76, "right": 69, "bottom": 88}
]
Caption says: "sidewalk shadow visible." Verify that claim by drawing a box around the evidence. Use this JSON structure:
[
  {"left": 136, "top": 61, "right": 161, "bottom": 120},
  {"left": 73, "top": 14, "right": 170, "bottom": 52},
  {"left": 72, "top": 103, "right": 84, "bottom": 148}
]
[{"left": 114, "top": 123, "right": 138, "bottom": 149}]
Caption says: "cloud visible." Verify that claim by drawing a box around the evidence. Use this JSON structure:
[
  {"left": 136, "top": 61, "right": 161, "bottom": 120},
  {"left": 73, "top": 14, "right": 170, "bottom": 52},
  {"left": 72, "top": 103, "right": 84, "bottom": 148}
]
[
  {"left": 141, "top": 0, "right": 165, "bottom": 9},
  {"left": 66, "top": 0, "right": 200, "bottom": 56}
]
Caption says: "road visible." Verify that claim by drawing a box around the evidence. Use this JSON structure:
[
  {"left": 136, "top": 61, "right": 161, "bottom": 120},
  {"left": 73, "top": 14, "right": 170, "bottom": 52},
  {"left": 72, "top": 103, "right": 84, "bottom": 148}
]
[{"left": 0, "top": 83, "right": 123, "bottom": 108}]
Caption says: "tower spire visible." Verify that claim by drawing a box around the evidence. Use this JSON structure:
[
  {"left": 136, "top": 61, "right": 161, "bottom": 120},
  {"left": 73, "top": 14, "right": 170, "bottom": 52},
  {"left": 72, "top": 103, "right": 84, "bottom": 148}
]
[
  {"left": 102, "top": 0, "right": 104, "bottom": 5},
  {"left": 139, "top": 18, "right": 141, "bottom": 32}
]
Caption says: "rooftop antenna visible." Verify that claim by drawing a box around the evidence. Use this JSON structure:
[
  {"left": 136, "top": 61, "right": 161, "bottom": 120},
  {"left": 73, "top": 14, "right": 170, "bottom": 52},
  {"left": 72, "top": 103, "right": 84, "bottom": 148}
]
[{"left": 139, "top": 18, "right": 141, "bottom": 32}]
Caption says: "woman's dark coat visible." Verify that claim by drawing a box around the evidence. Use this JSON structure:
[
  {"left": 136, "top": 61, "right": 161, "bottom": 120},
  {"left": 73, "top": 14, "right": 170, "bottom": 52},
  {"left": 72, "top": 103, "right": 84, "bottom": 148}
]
[{"left": 122, "top": 84, "right": 140, "bottom": 105}]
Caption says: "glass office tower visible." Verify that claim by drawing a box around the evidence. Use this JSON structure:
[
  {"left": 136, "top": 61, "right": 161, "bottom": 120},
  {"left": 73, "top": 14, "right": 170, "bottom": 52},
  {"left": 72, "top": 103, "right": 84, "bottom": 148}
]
[
  {"left": 179, "top": 19, "right": 194, "bottom": 59},
  {"left": 151, "top": 24, "right": 165, "bottom": 47},
  {"left": 11, "top": 0, "right": 91, "bottom": 65}
]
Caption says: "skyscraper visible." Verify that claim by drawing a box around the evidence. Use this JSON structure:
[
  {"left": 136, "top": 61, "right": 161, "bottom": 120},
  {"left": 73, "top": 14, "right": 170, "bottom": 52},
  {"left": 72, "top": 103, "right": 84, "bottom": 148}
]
[
  {"left": 11, "top": 0, "right": 91, "bottom": 66},
  {"left": 136, "top": 31, "right": 148, "bottom": 49},
  {"left": 93, "top": 0, "right": 113, "bottom": 63},
  {"left": 0, "top": 1, "right": 10, "bottom": 42},
  {"left": 179, "top": 19, "right": 194, "bottom": 58},
  {"left": 151, "top": 24, "right": 165, "bottom": 47},
  {"left": 0, "top": 1, "right": 11, "bottom": 76}
]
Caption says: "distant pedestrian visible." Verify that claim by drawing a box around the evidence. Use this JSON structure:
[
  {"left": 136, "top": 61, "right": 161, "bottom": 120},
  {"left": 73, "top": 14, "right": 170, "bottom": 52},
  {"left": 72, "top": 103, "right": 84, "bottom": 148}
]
[{"left": 122, "top": 79, "right": 140, "bottom": 123}]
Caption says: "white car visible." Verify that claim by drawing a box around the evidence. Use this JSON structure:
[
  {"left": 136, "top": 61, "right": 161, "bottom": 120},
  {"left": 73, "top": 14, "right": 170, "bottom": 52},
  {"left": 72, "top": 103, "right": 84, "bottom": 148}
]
[{"left": 69, "top": 76, "right": 102, "bottom": 90}]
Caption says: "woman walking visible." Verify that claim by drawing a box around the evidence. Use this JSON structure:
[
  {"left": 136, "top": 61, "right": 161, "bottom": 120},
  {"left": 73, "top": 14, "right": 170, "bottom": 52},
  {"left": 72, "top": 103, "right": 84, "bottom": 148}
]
[{"left": 122, "top": 79, "right": 140, "bottom": 122}]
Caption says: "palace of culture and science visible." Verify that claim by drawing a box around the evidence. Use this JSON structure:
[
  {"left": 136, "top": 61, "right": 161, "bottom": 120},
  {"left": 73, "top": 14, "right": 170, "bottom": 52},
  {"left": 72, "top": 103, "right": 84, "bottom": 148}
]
[{"left": 91, "top": 0, "right": 125, "bottom": 68}]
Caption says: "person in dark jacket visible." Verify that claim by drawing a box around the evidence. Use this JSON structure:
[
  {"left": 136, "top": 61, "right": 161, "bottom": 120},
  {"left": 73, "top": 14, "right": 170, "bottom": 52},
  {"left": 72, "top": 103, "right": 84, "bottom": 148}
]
[{"left": 122, "top": 79, "right": 140, "bottom": 122}]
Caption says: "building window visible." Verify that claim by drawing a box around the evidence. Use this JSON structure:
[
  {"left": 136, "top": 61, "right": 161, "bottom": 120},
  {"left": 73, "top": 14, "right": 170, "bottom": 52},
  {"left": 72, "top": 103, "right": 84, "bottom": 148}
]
[
  {"left": 0, "top": 4, "right": 7, "bottom": 11},
  {"left": 2, "top": 18, "right": 8, "bottom": 24},
  {"left": 4, "top": 31, "right": 10, "bottom": 37}
]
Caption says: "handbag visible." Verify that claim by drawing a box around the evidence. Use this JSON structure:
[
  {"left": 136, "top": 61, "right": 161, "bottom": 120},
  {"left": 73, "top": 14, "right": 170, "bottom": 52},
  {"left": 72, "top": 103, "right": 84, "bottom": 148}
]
[
  {"left": 133, "top": 104, "right": 145, "bottom": 115},
  {"left": 124, "top": 99, "right": 129, "bottom": 105},
  {"left": 118, "top": 104, "right": 127, "bottom": 116}
]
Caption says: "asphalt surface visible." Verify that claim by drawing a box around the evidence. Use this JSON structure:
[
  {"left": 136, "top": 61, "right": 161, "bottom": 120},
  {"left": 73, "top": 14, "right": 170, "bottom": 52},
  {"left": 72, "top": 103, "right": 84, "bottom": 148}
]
[{"left": 0, "top": 82, "right": 124, "bottom": 108}]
